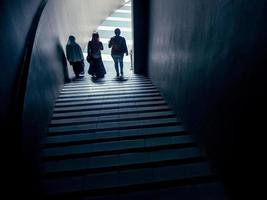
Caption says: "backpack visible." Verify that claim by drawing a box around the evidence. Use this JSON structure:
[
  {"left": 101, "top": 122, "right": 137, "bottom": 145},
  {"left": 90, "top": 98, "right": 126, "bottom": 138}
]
[{"left": 112, "top": 37, "right": 123, "bottom": 53}]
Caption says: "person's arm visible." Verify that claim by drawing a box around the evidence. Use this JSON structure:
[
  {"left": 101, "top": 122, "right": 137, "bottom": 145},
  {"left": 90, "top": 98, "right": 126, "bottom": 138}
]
[
  {"left": 87, "top": 42, "right": 91, "bottom": 55},
  {"left": 123, "top": 38, "right": 128, "bottom": 56},
  {"left": 100, "top": 42, "right": 104, "bottom": 50},
  {"left": 79, "top": 45, "right": 84, "bottom": 60},
  {"left": 66, "top": 45, "right": 70, "bottom": 61},
  {"left": 108, "top": 38, "right": 112, "bottom": 48},
  {"left": 86, "top": 42, "right": 92, "bottom": 63}
]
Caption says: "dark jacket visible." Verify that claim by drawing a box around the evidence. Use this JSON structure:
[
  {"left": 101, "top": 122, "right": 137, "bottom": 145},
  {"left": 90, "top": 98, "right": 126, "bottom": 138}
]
[{"left": 108, "top": 36, "right": 128, "bottom": 55}]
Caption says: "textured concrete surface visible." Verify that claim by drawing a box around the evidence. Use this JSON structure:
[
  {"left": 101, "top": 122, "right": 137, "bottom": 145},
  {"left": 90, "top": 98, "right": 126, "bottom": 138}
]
[{"left": 146, "top": 0, "right": 267, "bottom": 198}]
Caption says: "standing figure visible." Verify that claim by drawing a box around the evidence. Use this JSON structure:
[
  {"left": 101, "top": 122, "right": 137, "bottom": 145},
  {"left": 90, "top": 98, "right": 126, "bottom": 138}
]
[
  {"left": 87, "top": 32, "right": 106, "bottom": 78},
  {"left": 108, "top": 28, "right": 128, "bottom": 77},
  {"left": 66, "top": 35, "right": 84, "bottom": 78}
]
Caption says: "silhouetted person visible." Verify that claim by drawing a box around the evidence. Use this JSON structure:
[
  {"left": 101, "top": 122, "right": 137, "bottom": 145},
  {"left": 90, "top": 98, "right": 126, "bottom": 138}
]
[
  {"left": 87, "top": 32, "right": 106, "bottom": 78},
  {"left": 66, "top": 35, "right": 84, "bottom": 78},
  {"left": 108, "top": 28, "right": 128, "bottom": 77}
]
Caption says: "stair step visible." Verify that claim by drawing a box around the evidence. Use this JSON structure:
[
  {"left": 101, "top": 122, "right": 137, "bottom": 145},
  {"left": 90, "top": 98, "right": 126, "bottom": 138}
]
[
  {"left": 48, "top": 117, "right": 180, "bottom": 135},
  {"left": 52, "top": 105, "right": 171, "bottom": 119},
  {"left": 43, "top": 135, "right": 195, "bottom": 160},
  {"left": 60, "top": 86, "right": 156, "bottom": 95},
  {"left": 42, "top": 162, "right": 215, "bottom": 197},
  {"left": 53, "top": 100, "right": 166, "bottom": 113},
  {"left": 66, "top": 84, "right": 152, "bottom": 89},
  {"left": 58, "top": 88, "right": 158, "bottom": 98},
  {"left": 43, "top": 147, "right": 205, "bottom": 178},
  {"left": 50, "top": 111, "right": 175, "bottom": 127},
  {"left": 62, "top": 83, "right": 155, "bottom": 91},
  {"left": 56, "top": 92, "right": 161, "bottom": 103},
  {"left": 64, "top": 80, "right": 152, "bottom": 87},
  {"left": 79, "top": 182, "right": 226, "bottom": 200},
  {"left": 60, "top": 85, "right": 156, "bottom": 94},
  {"left": 45, "top": 125, "right": 186, "bottom": 147},
  {"left": 55, "top": 96, "right": 164, "bottom": 106}
]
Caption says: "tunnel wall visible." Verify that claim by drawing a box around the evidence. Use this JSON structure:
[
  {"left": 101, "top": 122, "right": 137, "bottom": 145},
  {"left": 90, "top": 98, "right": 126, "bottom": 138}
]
[
  {"left": 147, "top": 0, "right": 267, "bottom": 197},
  {"left": 0, "top": 1, "right": 43, "bottom": 195},
  {"left": 0, "top": 0, "right": 42, "bottom": 125}
]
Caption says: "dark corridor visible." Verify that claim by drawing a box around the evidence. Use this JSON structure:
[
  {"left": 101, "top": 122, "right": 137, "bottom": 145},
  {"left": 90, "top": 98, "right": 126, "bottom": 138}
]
[{"left": 1, "top": 0, "right": 266, "bottom": 199}]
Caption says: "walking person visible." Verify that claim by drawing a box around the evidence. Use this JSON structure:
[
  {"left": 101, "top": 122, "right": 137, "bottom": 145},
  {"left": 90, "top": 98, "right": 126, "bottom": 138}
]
[
  {"left": 66, "top": 35, "right": 84, "bottom": 78},
  {"left": 108, "top": 28, "right": 128, "bottom": 77},
  {"left": 87, "top": 32, "right": 106, "bottom": 78}
]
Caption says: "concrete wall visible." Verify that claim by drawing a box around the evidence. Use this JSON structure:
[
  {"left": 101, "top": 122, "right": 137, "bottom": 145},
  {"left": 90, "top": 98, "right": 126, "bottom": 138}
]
[
  {"left": 0, "top": 0, "right": 43, "bottom": 196},
  {"left": 147, "top": 0, "right": 267, "bottom": 197},
  {"left": 0, "top": 0, "right": 42, "bottom": 123}
]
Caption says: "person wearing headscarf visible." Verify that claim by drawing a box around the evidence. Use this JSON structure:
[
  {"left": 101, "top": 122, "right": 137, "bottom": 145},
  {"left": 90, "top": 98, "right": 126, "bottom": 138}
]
[
  {"left": 66, "top": 35, "right": 84, "bottom": 78},
  {"left": 87, "top": 32, "right": 106, "bottom": 78}
]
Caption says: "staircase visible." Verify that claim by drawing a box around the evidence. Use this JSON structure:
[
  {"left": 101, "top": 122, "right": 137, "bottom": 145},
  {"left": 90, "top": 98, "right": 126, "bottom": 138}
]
[
  {"left": 41, "top": 74, "right": 225, "bottom": 199},
  {"left": 41, "top": 1, "right": 225, "bottom": 199}
]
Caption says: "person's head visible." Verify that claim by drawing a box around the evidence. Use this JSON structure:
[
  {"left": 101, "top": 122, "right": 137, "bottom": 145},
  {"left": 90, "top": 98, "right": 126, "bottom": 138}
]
[
  {"left": 69, "top": 35, "right": 75, "bottom": 42},
  {"left": 92, "top": 32, "right": 99, "bottom": 41},
  {"left": 114, "top": 28, "right": 121, "bottom": 36}
]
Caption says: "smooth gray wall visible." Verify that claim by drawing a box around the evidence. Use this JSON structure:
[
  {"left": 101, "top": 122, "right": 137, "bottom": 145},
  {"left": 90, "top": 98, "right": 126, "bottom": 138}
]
[{"left": 147, "top": 0, "right": 266, "bottom": 197}]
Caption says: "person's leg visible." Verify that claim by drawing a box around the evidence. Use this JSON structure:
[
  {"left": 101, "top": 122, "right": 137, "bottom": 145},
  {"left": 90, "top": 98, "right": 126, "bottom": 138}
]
[
  {"left": 77, "top": 61, "right": 83, "bottom": 76},
  {"left": 112, "top": 55, "right": 119, "bottom": 76},
  {"left": 73, "top": 62, "right": 80, "bottom": 78},
  {"left": 80, "top": 60, "right": 84, "bottom": 74},
  {"left": 91, "top": 59, "right": 97, "bottom": 77},
  {"left": 97, "top": 58, "right": 106, "bottom": 78},
  {"left": 119, "top": 54, "right": 124, "bottom": 75}
]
